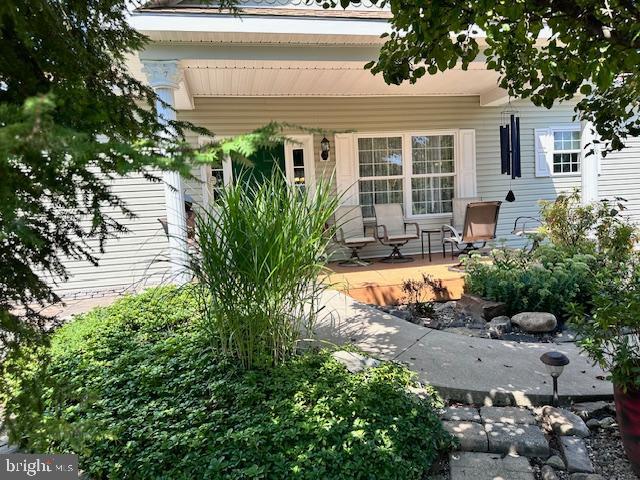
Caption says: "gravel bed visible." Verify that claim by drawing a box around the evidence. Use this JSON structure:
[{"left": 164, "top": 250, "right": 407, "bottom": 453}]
[{"left": 586, "top": 426, "right": 638, "bottom": 479}]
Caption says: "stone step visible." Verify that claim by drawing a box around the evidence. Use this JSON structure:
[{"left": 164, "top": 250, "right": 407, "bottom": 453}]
[
  {"left": 485, "top": 423, "right": 550, "bottom": 457},
  {"left": 450, "top": 452, "right": 534, "bottom": 480}
]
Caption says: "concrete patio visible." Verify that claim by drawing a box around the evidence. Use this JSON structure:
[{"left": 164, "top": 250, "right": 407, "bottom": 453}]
[{"left": 314, "top": 289, "right": 612, "bottom": 406}]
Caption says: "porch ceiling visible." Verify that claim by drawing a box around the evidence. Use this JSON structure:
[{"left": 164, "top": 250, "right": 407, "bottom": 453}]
[
  {"left": 128, "top": 53, "right": 506, "bottom": 107},
  {"left": 181, "top": 59, "right": 502, "bottom": 98}
]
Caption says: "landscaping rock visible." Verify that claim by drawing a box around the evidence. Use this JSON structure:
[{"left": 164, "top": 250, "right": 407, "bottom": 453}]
[
  {"left": 441, "top": 406, "right": 481, "bottom": 423},
  {"left": 560, "top": 436, "right": 595, "bottom": 473},
  {"left": 484, "top": 423, "right": 550, "bottom": 457},
  {"left": 511, "top": 312, "right": 557, "bottom": 333},
  {"left": 586, "top": 419, "right": 600, "bottom": 430},
  {"left": 443, "top": 421, "right": 488, "bottom": 452},
  {"left": 331, "top": 351, "right": 380, "bottom": 373},
  {"left": 541, "top": 465, "right": 560, "bottom": 480},
  {"left": 422, "top": 317, "right": 443, "bottom": 329},
  {"left": 571, "top": 401, "right": 614, "bottom": 420},
  {"left": 481, "top": 406, "right": 537, "bottom": 425},
  {"left": 455, "top": 294, "right": 507, "bottom": 322},
  {"left": 543, "top": 406, "right": 590, "bottom": 437},
  {"left": 488, "top": 316, "right": 512, "bottom": 338},
  {"left": 546, "top": 455, "right": 566, "bottom": 470},
  {"left": 388, "top": 308, "right": 412, "bottom": 321},
  {"left": 599, "top": 416, "right": 616, "bottom": 429},
  {"left": 569, "top": 474, "right": 604, "bottom": 480}
]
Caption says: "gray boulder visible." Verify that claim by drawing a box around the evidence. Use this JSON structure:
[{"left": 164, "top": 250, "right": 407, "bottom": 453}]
[
  {"left": 487, "top": 316, "right": 512, "bottom": 338},
  {"left": 512, "top": 312, "right": 557, "bottom": 333}
]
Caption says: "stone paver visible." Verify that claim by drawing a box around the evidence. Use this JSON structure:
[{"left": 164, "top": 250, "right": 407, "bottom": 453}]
[
  {"left": 570, "top": 401, "right": 614, "bottom": 420},
  {"left": 485, "top": 423, "right": 550, "bottom": 457},
  {"left": 443, "top": 421, "right": 488, "bottom": 452},
  {"left": 442, "top": 406, "right": 481, "bottom": 423},
  {"left": 450, "top": 452, "right": 534, "bottom": 480},
  {"left": 481, "top": 406, "right": 537, "bottom": 425},
  {"left": 560, "top": 436, "right": 594, "bottom": 473},
  {"left": 331, "top": 350, "right": 380, "bottom": 373},
  {"left": 543, "top": 407, "right": 590, "bottom": 438}
]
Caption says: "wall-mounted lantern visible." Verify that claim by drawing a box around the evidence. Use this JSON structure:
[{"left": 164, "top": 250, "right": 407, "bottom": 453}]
[{"left": 320, "top": 136, "right": 330, "bottom": 161}]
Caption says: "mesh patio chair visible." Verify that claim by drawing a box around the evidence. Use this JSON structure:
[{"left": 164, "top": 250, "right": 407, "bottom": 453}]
[
  {"left": 441, "top": 199, "right": 501, "bottom": 258},
  {"left": 334, "top": 205, "right": 376, "bottom": 266},
  {"left": 374, "top": 203, "right": 419, "bottom": 263}
]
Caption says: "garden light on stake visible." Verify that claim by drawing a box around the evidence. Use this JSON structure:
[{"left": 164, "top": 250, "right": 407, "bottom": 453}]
[{"left": 540, "top": 351, "right": 570, "bottom": 407}]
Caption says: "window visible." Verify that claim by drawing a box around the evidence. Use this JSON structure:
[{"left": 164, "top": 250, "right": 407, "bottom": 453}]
[
  {"left": 410, "top": 135, "right": 455, "bottom": 214},
  {"left": 356, "top": 133, "right": 457, "bottom": 218},
  {"left": 209, "top": 166, "right": 226, "bottom": 203},
  {"left": 358, "top": 136, "right": 403, "bottom": 218},
  {"left": 291, "top": 148, "right": 306, "bottom": 192},
  {"left": 552, "top": 129, "right": 581, "bottom": 174}
]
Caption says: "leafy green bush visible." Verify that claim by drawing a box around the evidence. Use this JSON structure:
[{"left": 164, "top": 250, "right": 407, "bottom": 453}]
[
  {"left": 191, "top": 173, "right": 339, "bottom": 369},
  {"left": 2, "top": 287, "right": 453, "bottom": 479},
  {"left": 465, "top": 191, "right": 638, "bottom": 319},
  {"left": 570, "top": 254, "right": 640, "bottom": 391},
  {"left": 464, "top": 247, "right": 596, "bottom": 319}
]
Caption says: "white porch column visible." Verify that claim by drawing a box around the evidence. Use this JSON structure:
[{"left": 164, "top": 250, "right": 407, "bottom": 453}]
[
  {"left": 142, "top": 60, "right": 190, "bottom": 284},
  {"left": 581, "top": 120, "right": 600, "bottom": 205}
]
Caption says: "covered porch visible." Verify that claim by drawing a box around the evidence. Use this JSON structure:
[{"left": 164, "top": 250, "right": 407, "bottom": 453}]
[{"left": 128, "top": 3, "right": 597, "bottom": 285}]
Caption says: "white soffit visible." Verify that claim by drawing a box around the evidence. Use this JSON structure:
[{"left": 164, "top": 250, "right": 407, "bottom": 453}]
[{"left": 181, "top": 59, "right": 501, "bottom": 97}]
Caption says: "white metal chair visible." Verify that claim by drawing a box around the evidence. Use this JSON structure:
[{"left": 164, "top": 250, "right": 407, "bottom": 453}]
[
  {"left": 374, "top": 204, "right": 419, "bottom": 263},
  {"left": 441, "top": 199, "right": 501, "bottom": 257},
  {"left": 334, "top": 205, "right": 376, "bottom": 266}
]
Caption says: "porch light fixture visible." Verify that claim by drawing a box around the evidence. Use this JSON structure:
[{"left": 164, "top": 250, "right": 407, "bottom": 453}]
[
  {"left": 540, "top": 351, "right": 570, "bottom": 407},
  {"left": 320, "top": 136, "right": 330, "bottom": 161}
]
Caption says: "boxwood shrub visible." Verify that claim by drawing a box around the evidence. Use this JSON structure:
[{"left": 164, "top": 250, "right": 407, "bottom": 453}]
[{"left": 1, "top": 287, "right": 453, "bottom": 479}]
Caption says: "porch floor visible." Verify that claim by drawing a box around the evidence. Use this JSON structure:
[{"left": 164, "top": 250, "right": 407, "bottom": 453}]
[{"left": 324, "top": 252, "right": 465, "bottom": 306}]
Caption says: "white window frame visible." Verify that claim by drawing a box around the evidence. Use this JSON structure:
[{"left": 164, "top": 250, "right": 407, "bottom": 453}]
[
  {"left": 550, "top": 126, "right": 582, "bottom": 176},
  {"left": 354, "top": 130, "right": 459, "bottom": 220}
]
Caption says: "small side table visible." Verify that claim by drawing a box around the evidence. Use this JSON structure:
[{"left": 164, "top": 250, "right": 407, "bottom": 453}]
[{"left": 421, "top": 229, "right": 441, "bottom": 261}]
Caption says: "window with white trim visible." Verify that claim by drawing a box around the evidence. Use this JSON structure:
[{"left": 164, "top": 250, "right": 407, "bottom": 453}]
[
  {"left": 356, "top": 133, "right": 456, "bottom": 218},
  {"left": 357, "top": 136, "right": 403, "bottom": 218},
  {"left": 410, "top": 135, "right": 455, "bottom": 214},
  {"left": 552, "top": 129, "right": 581, "bottom": 174}
]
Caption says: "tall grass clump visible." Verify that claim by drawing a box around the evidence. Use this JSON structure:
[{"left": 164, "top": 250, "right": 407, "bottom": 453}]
[{"left": 191, "top": 173, "right": 339, "bottom": 369}]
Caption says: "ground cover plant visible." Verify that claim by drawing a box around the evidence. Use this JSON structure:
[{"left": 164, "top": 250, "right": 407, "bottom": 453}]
[{"left": 0, "top": 286, "right": 454, "bottom": 480}]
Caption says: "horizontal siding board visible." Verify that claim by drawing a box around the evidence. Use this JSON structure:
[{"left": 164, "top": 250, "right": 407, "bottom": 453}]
[{"left": 179, "top": 96, "right": 587, "bottom": 257}]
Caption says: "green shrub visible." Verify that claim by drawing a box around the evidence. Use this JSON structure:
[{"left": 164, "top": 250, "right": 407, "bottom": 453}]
[
  {"left": 191, "top": 173, "right": 339, "bottom": 369},
  {"left": 570, "top": 254, "right": 640, "bottom": 392},
  {"left": 464, "top": 247, "right": 596, "bottom": 318},
  {"left": 2, "top": 287, "right": 453, "bottom": 480}
]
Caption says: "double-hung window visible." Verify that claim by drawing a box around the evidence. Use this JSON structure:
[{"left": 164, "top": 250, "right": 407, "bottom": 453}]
[
  {"left": 356, "top": 132, "right": 457, "bottom": 218},
  {"left": 357, "top": 136, "right": 404, "bottom": 218},
  {"left": 410, "top": 134, "right": 455, "bottom": 215},
  {"left": 552, "top": 129, "right": 581, "bottom": 174}
]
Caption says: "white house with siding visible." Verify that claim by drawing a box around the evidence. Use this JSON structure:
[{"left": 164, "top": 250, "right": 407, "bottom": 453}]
[{"left": 54, "top": 0, "right": 640, "bottom": 298}]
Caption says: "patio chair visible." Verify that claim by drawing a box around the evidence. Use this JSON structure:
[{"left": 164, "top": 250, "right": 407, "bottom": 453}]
[
  {"left": 512, "top": 216, "right": 543, "bottom": 252},
  {"left": 374, "top": 204, "right": 419, "bottom": 263},
  {"left": 441, "top": 199, "right": 501, "bottom": 258},
  {"left": 334, "top": 205, "right": 376, "bottom": 266}
]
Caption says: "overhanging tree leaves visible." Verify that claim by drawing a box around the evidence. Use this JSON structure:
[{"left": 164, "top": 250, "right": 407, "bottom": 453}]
[
  {"left": 324, "top": 0, "right": 640, "bottom": 150},
  {"left": 0, "top": 0, "right": 279, "bottom": 341}
]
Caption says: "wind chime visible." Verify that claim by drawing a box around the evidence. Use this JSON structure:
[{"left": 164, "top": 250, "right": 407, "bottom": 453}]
[{"left": 499, "top": 102, "right": 521, "bottom": 202}]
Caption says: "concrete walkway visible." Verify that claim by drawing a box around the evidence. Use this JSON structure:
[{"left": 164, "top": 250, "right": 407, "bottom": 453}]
[{"left": 314, "top": 290, "right": 612, "bottom": 406}]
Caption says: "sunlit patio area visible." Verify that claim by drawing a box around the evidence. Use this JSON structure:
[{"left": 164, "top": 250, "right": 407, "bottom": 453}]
[{"left": 324, "top": 253, "right": 466, "bottom": 306}]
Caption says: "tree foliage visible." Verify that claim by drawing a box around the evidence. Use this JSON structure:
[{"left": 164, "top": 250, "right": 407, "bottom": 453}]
[
  {"left": 323, "top": 0, "right": 640, "bottom": 150},
  {"left": 0, "top": 0, "right": 277, "bottom": 336}
]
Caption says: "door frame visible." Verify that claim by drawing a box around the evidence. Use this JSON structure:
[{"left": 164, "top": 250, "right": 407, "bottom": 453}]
[{"left": 284, "top": 134, "right": 316, "bottom": 195}]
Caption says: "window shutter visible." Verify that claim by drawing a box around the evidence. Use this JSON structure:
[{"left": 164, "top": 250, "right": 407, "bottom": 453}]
[
  {"left": 535, "top": 128, "right": 553, "bottom": 177},
  {"left": 456, "top": 129, "right": 477, "bottom": 198},
  {"left": 334, "top": 133, "right": 358, "bottom": 205}
]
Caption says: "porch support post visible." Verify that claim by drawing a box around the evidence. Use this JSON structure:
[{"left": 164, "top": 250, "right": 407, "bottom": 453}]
[
  {"left": 142, "top": 60, "right": 190, "bottom": 284},
  {"left": 580, "top": 120, "right": 600, "bottom": 205}
]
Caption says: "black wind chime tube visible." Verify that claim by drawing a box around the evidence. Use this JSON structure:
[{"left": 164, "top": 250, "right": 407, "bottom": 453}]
[
  {"left": 500, "top": 124, "right": 511, "bottom": 176},
  {"left": 499, "top": 111, "right": 521, "bottom": 202},
  {"left": 510, "top": 114, "right": 521, "bottom": 179}
]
